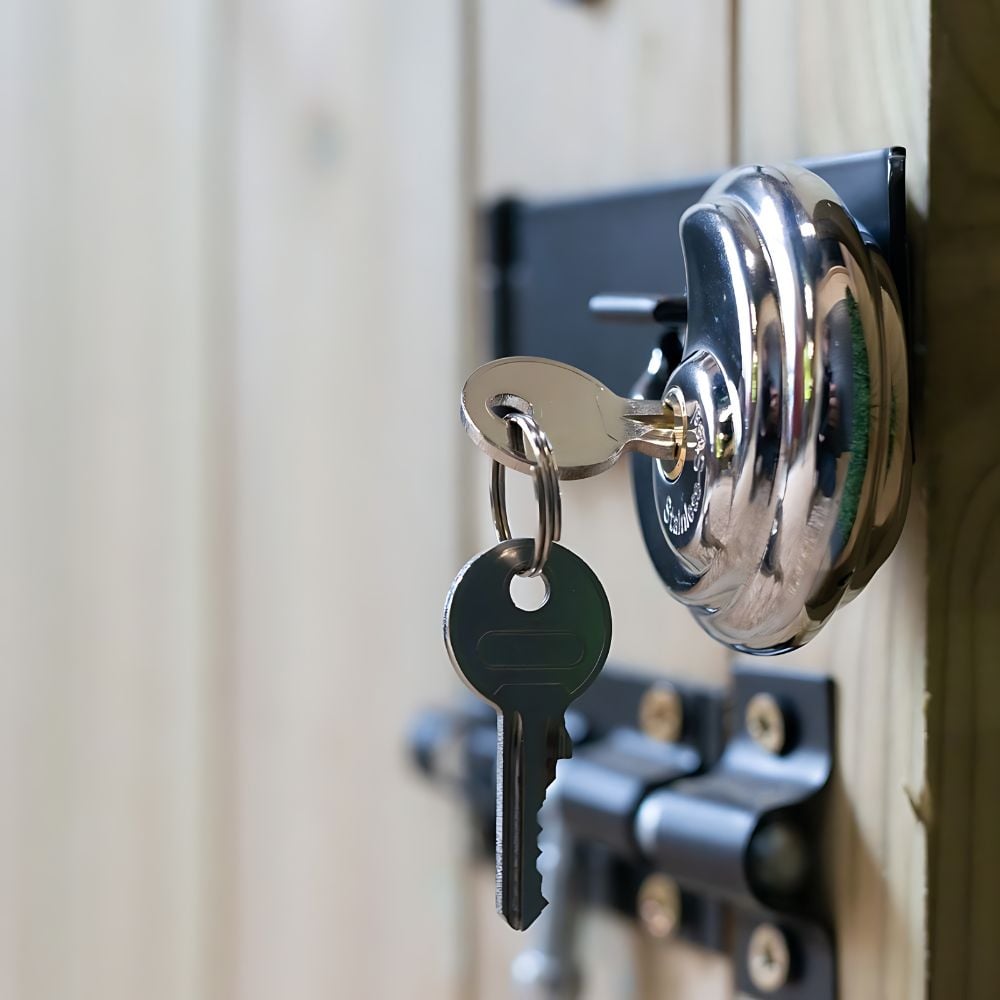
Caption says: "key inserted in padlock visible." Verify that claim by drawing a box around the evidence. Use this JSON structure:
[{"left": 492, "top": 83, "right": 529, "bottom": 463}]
[
  {"left": 461, "top": 356, "right": 700, "bottom": 482},
  {"left": 460, "top": 160, "right": 912, "bottom": 655}
]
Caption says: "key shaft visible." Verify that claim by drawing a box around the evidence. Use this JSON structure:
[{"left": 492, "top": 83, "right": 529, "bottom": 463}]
[{"left": 497, "top": 708, "right": 569, "bottom": 929}]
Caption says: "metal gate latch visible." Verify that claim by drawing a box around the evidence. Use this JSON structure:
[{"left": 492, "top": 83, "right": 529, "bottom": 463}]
[{"left": 410, "top": 665, "right": 836, "bottom": 999}]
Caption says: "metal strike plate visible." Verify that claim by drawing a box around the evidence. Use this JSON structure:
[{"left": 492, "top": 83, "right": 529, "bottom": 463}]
[
  {"left": 636, "top": 667, "right": 836, "bottom": 999},
  {"left": 486, "top": 149, "right": 912, "bottom": 654}
]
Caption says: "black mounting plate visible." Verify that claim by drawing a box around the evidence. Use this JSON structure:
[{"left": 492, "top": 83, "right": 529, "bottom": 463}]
[{"left": 487, "top": 147, "right": 907, "bottom": 397}]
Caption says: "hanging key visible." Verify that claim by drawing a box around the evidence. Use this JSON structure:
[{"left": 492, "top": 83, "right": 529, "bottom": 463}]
[
  {"left": 461, "top": 356, "right": 690, "bottom": 481},
  {"left": 443, "top": 538, "right": 612, "bottom": 930}
]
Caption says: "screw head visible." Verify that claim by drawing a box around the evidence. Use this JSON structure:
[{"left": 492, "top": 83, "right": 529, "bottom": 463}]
[
  {"left": 639, "top": 684, "right": 684, "bottom": 743},
  {"left": 637, "top": 873, "right": 681, "bottom": 940},
  {"left": 747, "top": 922, "right": 791, "bottom": 992},
  {"left": 745, "top": 692, "right": 786, "bottom": 754}
]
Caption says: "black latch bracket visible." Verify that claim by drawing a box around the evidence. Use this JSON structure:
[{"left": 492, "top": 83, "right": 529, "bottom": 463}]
[{"left": 410, "top": 665, "right": 836, "bottom": 998}]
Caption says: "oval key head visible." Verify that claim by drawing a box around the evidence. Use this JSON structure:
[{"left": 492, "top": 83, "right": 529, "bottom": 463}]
[
  {"left": 443, "top": 538, "right": 612, "bottom": 715},
  {"left": 461, "top": 357, "right": 676, "bottom": 481}
]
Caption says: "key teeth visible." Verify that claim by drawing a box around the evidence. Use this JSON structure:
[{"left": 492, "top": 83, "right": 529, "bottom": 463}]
[
  {"left": 524, "top": 735, "right": 568, "bottom": 928},
  {"left": 513, "top": 786, "right": 549, "bottom": 932},
  {"left": 545, "top": 723, "right": 573, "bottom": 788},
  {"left": 501, "top": 719, "right": 574, "bottom": 932}
]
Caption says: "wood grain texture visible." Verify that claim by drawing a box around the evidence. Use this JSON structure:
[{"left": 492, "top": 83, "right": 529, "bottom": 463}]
[
  {"left": 0, "top": 3, "right": 223, "bottom": 998},
  {"left": 229, "top": 2, "right": 471, "bottom": 997},
  {"left": 477, "top": 0, "right": 733, "bottom": 198},
  {"left": 773, "top": 503, "right": 928, "bottom": 999},
  {"left": 737, "top": 0, "right": 929, "bottom": 209},
  {"left": 738, "top": 2, "right": 931, "bottom": 997},
  {"left": 924, "top": 2, "right": 1000, "bottom": 995},
  {"left": 471, "top": 1, "right": 734, "bottom": 996}
]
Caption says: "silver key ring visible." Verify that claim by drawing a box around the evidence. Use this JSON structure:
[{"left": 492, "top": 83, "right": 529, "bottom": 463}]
[{"left": 490, "top": 411, "right": 562, "bottom": 578}]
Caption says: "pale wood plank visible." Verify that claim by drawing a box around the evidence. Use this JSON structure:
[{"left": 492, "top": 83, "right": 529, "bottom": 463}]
[
  {"left": 472, "top": 1, "right": 734, "bottom": 995},
  {"left": 229, "top": 2, "right": 470, "bottom": 997},
  {"left": 738, "top": 1, "right": 931, "bottom": 996},
  {"left": 0, "top": 2, "right": 224, "bottom": 998},
  {"left": 477, "top": 0, "right": 733, "bottom": 198},
  {"left": 737, "top": 0, "right": 929, "bottom": 208}
]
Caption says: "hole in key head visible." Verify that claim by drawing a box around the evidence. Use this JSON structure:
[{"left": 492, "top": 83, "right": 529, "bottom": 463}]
[
  {"left": 487, "top": 394, "right": 533, "bottom": 459},
  {"left": 487, "top": 393, "right": 532, "bottom": 419},
  {"left": 509, "top": 572, "right": 550, "bottom": 612}
]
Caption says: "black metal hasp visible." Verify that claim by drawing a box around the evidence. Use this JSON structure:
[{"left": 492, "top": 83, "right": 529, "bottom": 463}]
[{"left": 487, "top": 148, "right": 907, "bottom": 399}]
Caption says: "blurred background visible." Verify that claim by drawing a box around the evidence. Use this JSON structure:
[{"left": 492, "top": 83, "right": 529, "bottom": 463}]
[{"left": 2, "top": 2, "right": 930, "bottom": 999}]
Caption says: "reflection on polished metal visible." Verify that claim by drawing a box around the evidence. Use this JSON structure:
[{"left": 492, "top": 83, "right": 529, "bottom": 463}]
[
  {"left": 588, "top": 292, "right": 688, "bottom": 326},
  {"left": 462, "top": 357, "right": 686, "bottom": 481},
  {"left": 643, "top": 163, "right": 911, "bottom": 653},
  {"left": 489, "top": 411, "right": 561, "bottom": 578}
]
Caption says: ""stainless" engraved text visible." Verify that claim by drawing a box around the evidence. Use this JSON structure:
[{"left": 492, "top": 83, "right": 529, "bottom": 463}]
[{"left": 663, "top": 481, "right": 703, "bottom": 536}]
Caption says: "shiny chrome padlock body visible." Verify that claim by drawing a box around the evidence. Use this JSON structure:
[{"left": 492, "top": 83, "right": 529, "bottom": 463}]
[{"left": 634, "top": 163, "right": 911, "bottom": 653}]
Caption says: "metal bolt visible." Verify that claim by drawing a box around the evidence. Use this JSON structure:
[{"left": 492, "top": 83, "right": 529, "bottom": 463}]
[
  {"left": 747, "top": 819, "right": 809, "bottom": 896},
  {"left": 639, "top": 684, "right": 684, "bottom": 743},
  {"left": 747, "top": 922, "right": 791, "bottom": 992},
  {"left": 745, "top": 692, "right": 786, "bottom": 754},
  {"left": 637, "top": 873, "right": 681, "bottom": 940}
]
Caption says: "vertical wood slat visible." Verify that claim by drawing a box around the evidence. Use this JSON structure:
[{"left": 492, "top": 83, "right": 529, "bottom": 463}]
[
  {"left": 924, "top": 2, "right": 1000, "bottom": 996},
  {"left": 0, "top": 2, "right": 953, "bottom": 998},
  {"left": 477, "top": 0, "right": 734, "bottom": 197},
  {"left": 737, "top": 2, "right": 930, "bottom": 997},
  {"left": 230, "top": 1, "right": 470, "bottom": 997},
  {"left": 472, "top": 1, "right": 734, "bottom": 996},
  {"left": 737, "top": 0, "right": 929, "bottom": 208},
  {"left": 0, "top": 3, "right": 224, "bottom": 998}
]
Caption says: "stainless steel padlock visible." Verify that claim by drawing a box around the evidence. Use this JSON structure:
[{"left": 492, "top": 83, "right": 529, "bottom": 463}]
[
  {"left": 630, "top": 163, "right": 911, "bottom": 653},
  {"left": 461, "top": 162, "right": 911, "bottom": 654}
]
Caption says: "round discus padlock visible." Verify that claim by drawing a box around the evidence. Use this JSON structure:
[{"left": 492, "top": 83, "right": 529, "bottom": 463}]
[{"left": 632, "top": 162, "right": 911, "bottom": 654}]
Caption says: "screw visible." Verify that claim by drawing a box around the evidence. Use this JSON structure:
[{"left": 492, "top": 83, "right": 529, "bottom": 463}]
[
  {"left": 639, "top": 684, "right": 684, "bottom": 743},
  {"left": 637, "top": 873, "right": 681, "bottom": 940},
  {"left": 745, "top": 692, "right": 786, "bottom": 754},
  {"left": 747, "top": 922, "right": 791, "bottom": 992}
]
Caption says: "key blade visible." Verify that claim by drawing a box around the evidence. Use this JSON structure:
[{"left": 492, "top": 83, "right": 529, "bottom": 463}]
[{"left": 497, "top": 709, "right": 569, "bottom": 931}]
